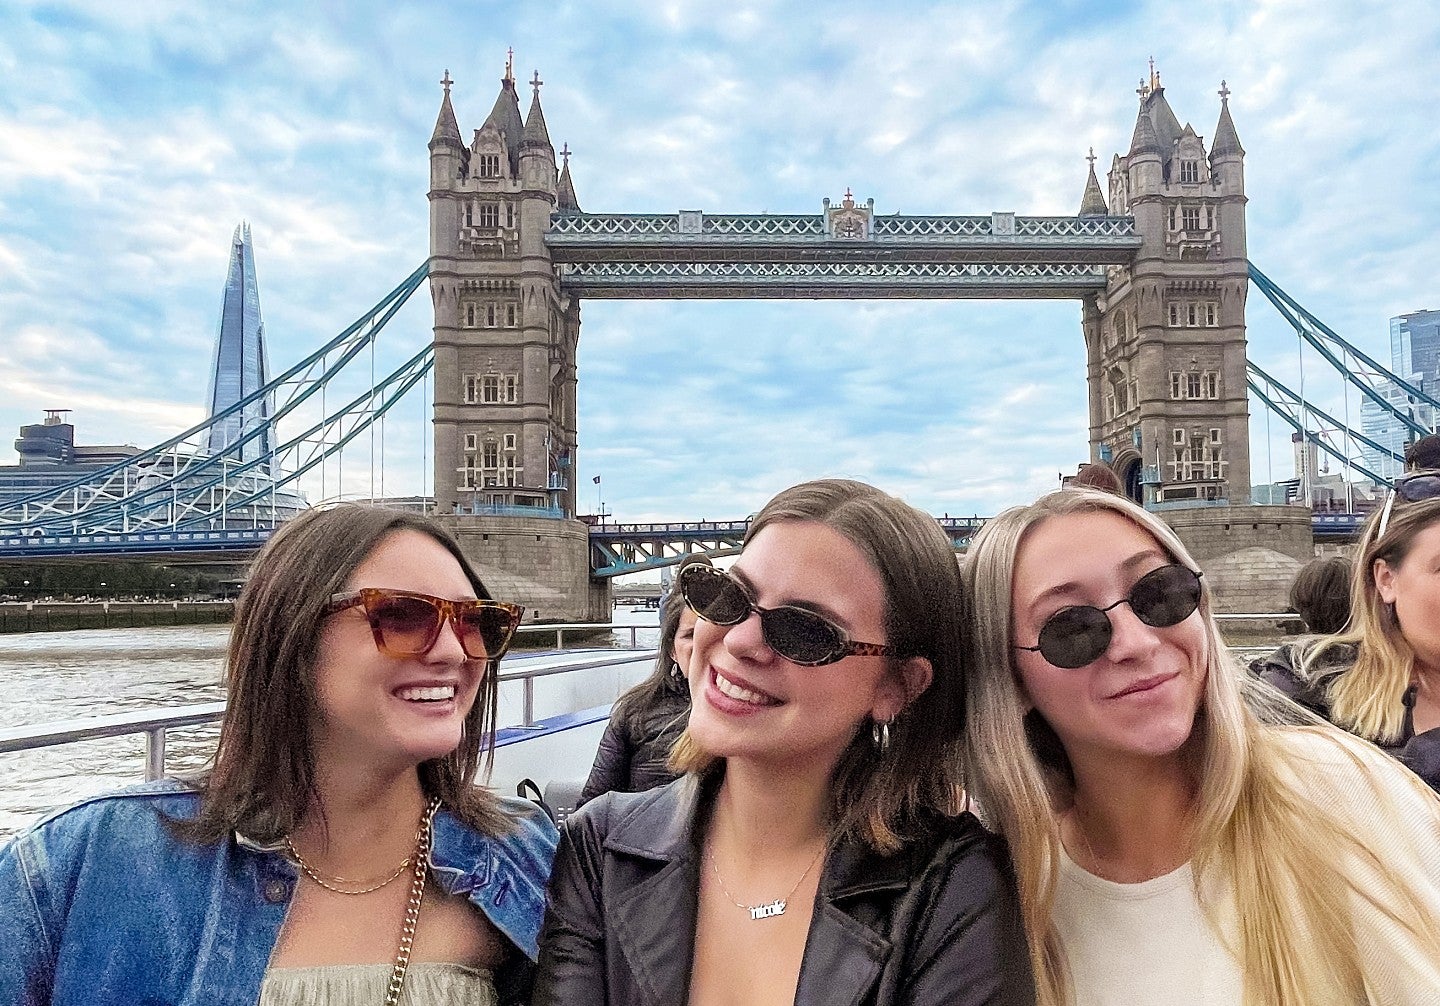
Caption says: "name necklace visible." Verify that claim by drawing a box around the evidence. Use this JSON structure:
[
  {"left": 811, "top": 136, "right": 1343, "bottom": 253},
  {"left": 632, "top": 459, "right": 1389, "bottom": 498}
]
[{"left": 705, "top": 843, "right": 826, "bottom": 921}]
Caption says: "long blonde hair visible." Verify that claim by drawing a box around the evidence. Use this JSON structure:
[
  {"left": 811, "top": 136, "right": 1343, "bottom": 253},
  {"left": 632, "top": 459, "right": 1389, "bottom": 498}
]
[
  {"left": 962, "top": 488, "right": 1440, "bottom": 1006},
  {"left": 1305, "top": 496, "right": 1440, "bottom": 742}
]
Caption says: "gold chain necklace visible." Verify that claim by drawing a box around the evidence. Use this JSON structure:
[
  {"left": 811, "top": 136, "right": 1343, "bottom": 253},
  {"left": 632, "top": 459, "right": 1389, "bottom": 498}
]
[
  {"left": 282, "top": 796, "right": 441, "bottom": 1006},
  {"left": 705, "top": 842, "right": 826, "bottom": 921},
  {"left": 283, "top": 837, "right": 414, "bottom": 895}
]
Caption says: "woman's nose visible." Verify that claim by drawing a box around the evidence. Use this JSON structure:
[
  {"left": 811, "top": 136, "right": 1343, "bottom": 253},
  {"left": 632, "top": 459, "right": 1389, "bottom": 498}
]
[
  {"left": 1102, "top": 600, "right": 1162, "bottom": 662},
  {"left": 722, "top": 607, "right": 774, "bottom": 661}
]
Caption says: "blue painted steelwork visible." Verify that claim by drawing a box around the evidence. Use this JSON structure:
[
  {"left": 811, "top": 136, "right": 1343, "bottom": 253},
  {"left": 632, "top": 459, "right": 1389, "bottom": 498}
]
[
  {"left": 1249, "top": 264, "right": 1440, "bottom": 436},
  {"left": 587, "top": 516, "right": 986, "bottom": 577},
  {"left": 0, "top": 262, "right": 430, "bottom": 542}
]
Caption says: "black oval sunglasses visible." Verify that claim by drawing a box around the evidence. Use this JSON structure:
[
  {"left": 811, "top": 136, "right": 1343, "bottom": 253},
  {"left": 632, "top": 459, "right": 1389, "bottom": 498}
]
[{"left": 1014, "top": 564, "right": 1203, "bottom": 669}]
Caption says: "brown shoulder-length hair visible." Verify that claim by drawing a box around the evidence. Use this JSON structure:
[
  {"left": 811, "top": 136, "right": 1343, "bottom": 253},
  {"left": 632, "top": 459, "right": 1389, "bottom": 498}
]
[
  {"left": 671, "top": 478, "right": 968, "bottom": 853},
  {"left": 177, "top": 504, "right": 512, "bottom": 843}
]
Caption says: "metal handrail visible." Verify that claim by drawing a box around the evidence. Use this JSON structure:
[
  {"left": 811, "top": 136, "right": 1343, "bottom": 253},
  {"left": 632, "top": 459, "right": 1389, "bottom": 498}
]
[{"left": 0, "top": 645, "right": 658, "bottom": 780}]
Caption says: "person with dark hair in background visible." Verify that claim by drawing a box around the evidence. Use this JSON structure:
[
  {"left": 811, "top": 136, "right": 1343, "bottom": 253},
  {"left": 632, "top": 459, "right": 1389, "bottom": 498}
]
[
  {"left": 1287, "top": 554, "right": 1352, "bottom": 635},
  {"left": 1068, "top": 462, "right": 1124, "bottom": 496},
  {"left": 579, "top": 554, "right": 713, "bottom": 805},
  {"left": 536, "top": 478, "right": 1033, "bottom": 1006},
  {"left": 1405, "top": 433, "right": 1440, "bottom": 472},
  {"left": 0, "top": 504, "right": 558, "bottom": 1006}
]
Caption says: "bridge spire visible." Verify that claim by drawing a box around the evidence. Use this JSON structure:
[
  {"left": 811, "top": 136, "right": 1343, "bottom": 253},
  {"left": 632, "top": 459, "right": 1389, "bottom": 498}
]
[
  {"left": 521, "top": 70, "right": 553, "bottom": 151},
  {"left": 1210, "top": 79, "right": 1245, "bottom": 158},
  {"left": 429, "top": 69, "right": 462, "bottom": 148},
  {"left": 1078, "top": 147, "right": 1108, "bottom": 216},
  {"left": 557, "top": 143, "right": 581, "bottom": 211}
]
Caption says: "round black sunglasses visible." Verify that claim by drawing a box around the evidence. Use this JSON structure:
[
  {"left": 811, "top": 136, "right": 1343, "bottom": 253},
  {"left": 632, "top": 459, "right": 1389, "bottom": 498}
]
[
  {"left": 678, "top": 564, "right": 897, "bottom": 667},
  {"left": 1015, "top": 564, "right": 1203, "bottom": 669}
]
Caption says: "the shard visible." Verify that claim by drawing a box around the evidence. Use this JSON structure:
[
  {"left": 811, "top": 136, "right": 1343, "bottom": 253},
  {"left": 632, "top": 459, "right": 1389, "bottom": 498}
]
[{"left": 204, "top": 222, "right": 273, "bottom": 469}]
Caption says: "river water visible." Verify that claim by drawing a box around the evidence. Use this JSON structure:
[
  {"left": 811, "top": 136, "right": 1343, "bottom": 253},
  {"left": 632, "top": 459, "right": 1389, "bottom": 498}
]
[{"left": 0, "top": 607, "right": 664, "bottom": 840}]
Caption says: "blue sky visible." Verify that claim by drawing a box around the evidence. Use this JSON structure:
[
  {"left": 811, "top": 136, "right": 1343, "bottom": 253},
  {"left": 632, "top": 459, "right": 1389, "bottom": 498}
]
[{"left": 1, "top": 0, "right": 1437, "bottom": 522}]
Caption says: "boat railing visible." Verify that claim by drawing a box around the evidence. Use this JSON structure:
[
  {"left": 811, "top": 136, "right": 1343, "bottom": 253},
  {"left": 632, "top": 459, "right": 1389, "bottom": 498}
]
[{"left": 0, "top": 629, "right": 658, "bottom": 783}]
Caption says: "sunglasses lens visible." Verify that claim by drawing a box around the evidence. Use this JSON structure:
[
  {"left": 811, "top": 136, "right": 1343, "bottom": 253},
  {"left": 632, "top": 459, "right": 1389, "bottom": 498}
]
[
  {"left": 1130, "top": 565, "right": 1202, "bottom": 628},
  {"left": 760, "top": 607, "right": 844, "bottom": 666},
  {"left": 456, "top": 604, "right": 516, "bottom": 659},
  {"left": 683, "top": 568, "right": 750, "bottom": 625},
  {"left": 371, "top": 595, "right": 442, "bottom": 655},
  {"left": 1038, "top": 606, "right": 1112, "bottom": 669},
  {"left": 1399, "top": 475, "right": 1440, "bottom": 503}
]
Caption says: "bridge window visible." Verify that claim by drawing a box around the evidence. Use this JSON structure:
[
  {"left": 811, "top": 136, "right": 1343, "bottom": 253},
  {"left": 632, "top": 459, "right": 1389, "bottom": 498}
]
[
  {"left": 1188, "top": 373, "right": 1203, "bottom": 399},
  {"left": 503, "top": 375, "right": 517, "bottom": 402},
  {"left": 465, "top": 303, "right": 476, "bottom": 327},
  {"left": 482, "top": 375, "right": 500, "bottom": 402},
  {"left": 1181, "top": 206, "right": 1202, "bottom": 232},
  {"left": 486, "top": 303, "right": 497, "bottom": 327},
  {"left": 1179, "top": 160, "right": 1200, "bottom": 184},
  {"left": 478, "top": 202, "right": 500, "bottom": 229},
  {"left": 478, "top": 154, "right": 501, "bottom": 178},
  {"left": 464, "top": 433, "right": 478, "bottom": 451},
  {"left": 1204, "top": 372, "right": 1218, "bottom": 397},
  {"left": 465, "top": 205, "right": 473, "bottom": 227},
  {"left": 506, "top": 303, "right": 517, "bottom": 327},
  {"left": 463, "top": 374, "right": 481, "bottom": 404},
  {"left": 482, "top": 441, "right": 499, "bottom": 468},
  {"left": 507, "top": 203, "right": 515, "bottom": 228},
  {"left": 504, "top": 433, "right": 517, "bottom": 451}
]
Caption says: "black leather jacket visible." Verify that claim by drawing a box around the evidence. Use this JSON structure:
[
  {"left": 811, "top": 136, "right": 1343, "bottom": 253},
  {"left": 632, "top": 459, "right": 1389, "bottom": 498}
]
[
  {"left": 534, "top": 777, "right": 1036, "bottom": 1006},
  {"left": 577, "top": 686, "right": 689, "bottom": 805},
  {"left": 1253, "top": 640, "right": 1440, "bottom": 792}
]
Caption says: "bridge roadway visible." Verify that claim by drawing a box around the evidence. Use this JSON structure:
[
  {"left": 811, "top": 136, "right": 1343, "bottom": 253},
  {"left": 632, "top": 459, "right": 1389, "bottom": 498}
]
[{"left": 0, "top": 513, "right": 1366, "bottom": 573}]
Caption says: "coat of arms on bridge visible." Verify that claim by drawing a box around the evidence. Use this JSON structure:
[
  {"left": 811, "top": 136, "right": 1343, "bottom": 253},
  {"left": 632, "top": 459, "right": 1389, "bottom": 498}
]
[{"left": 823, "top": 189, "right": 874, "bottom": 240}]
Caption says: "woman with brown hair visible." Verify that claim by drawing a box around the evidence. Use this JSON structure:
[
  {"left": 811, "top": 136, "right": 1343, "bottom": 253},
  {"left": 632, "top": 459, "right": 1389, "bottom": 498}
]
[
  {"left": 535, "top": 478, "right": 1033, "bottom": 1006},
  {"left": 0, "top": 504, "right": 558, "bottom": 1006},
  {"left": 579, "top": 554, "right": 712, "bottom": 804},
  {"left": 962, "top": 487, "right": 1440, "bottom": 1005}
]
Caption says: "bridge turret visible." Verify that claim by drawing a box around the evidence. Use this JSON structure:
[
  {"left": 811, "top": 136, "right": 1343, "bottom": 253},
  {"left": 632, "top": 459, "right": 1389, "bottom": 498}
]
[
  {"left": 428, "top": 71, "right": 466, "bottom": 260},
  {"left": 557, "top": 145, "right": 581, "bottom": 212}
]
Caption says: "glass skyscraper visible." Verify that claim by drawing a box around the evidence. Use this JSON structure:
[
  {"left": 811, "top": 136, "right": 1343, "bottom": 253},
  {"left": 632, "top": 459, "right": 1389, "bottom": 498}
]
[
  {"left": 203, "top": 223, "right": 273, "bottom": 468},
  {"left": 1360, "top": 309, "right": 1440, "bottom": 479}
]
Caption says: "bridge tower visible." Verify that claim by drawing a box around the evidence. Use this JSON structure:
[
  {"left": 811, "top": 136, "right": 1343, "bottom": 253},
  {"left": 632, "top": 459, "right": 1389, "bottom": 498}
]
[
  {"left": 1084, "top": 71, "right": 1250, "bottom": 506},
  {"left": 427, "top": 62, "right": 602, "bottom": 620},
  {"left": 1084, "top": 71, "right": 1313, "bottom": 610},
  {"left": 427, "top": 61, "right": 580, "bottom": 518}
]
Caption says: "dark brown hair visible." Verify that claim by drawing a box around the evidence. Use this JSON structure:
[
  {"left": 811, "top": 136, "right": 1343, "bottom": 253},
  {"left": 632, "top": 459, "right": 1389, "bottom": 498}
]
[
  {"left": 1288, "top": 555, "right": 1352, "bottom": 635},
  {"left": 178, "top": 504, "right": 511, "bottom": 843},
  {"left": 1070, "top": 462, "right": 1124, "bottom": 495},
  {"left": 612, "top": 554, "right": 712, "bottom": 734},
  {"left": 671, "top": 479, "right": 968, "bottom": 853}
]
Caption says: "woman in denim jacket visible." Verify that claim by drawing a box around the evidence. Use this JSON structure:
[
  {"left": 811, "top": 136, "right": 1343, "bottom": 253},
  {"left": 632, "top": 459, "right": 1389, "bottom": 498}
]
[{"left": 0, "top": 505, "right": 558, "bottom": 1006}]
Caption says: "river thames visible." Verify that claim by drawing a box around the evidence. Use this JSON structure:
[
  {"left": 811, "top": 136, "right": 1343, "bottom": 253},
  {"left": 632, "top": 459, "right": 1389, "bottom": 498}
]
[{"left": 0, "top": 609, "right": 665, "bottom": 840}]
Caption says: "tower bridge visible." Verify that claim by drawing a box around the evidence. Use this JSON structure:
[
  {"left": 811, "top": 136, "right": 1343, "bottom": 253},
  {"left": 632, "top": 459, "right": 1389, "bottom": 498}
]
[{"left": 2, "top": 61, "right": 1428, "bottom": 618}]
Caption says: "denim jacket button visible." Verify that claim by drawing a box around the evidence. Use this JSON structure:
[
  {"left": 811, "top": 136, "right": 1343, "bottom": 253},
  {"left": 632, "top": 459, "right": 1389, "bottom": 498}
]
[{"left": 263, "top": 878, "right": 291, "bottom": 904}]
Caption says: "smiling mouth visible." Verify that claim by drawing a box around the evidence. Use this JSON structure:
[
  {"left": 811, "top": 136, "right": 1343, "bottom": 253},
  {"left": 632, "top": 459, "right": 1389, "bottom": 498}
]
[
  {"left": 395, "top": 684, "right": 456, "bottom": 703},
  {"left": 713, "top": 670, "right": 781, "bottom": 706},
  {"left": 1110, "top": 673, "right": 1175, "bottom": 699}
]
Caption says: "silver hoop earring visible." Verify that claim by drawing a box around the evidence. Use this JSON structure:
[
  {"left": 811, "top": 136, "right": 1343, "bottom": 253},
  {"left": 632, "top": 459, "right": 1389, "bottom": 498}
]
[
  {"left": 871, "top": 719, "right": 891, "bottom": 755},
  {"left": 670, "top": 660, "right": 684, "bottom": 680}
]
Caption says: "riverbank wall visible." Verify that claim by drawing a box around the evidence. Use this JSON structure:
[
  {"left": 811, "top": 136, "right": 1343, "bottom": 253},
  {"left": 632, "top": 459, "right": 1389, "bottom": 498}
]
[{"left": 0, "top": 601, "right": 235, "bottom": 634}]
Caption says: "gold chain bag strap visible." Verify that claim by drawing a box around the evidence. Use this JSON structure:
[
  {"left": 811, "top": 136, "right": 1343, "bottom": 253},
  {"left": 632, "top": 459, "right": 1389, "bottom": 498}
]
[{"left": 383, "top": 796, "right": 442, "bottom": 1006}]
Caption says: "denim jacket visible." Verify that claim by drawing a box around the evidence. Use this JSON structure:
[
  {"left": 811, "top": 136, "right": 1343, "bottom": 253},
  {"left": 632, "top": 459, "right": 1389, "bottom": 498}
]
[{"left": 0, "top": 779, "right": 558, "bottom": 1006}]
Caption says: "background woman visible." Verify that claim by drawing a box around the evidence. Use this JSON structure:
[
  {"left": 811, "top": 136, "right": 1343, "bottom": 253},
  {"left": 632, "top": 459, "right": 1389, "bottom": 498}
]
[
  {"left": 536, "top": 478, "right": 1033, "bottom": 1006},
  {"left": 963, "top": 488, "right": 1440, "bottom": 1005},
  {"left": 579, "top": 555, "right": 712, "bottom": 805},
  {"left": 1255, "top": 485, "right": 1440, "bottom": 789},
  {"left": 0, "top": 504, "right": 558, "bottom": 1006}
]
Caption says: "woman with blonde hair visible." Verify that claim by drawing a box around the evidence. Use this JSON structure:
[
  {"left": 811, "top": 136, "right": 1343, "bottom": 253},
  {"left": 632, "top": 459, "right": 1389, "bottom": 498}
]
[
  {"left": 537, "top": 478, "right": 1033, "bottom": 1005},
  {"left": 962, "top": 487, "right": 1440, "bottom": 1006},
  {"left": 1255, "top": 480, "right": 1440, "bottom": 789}
]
